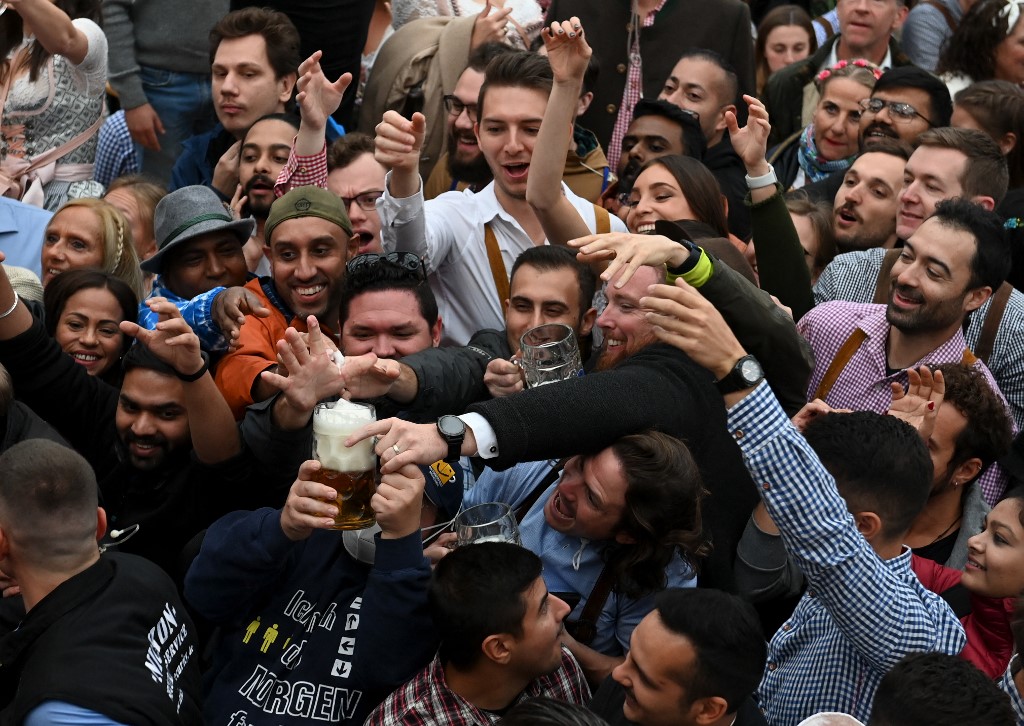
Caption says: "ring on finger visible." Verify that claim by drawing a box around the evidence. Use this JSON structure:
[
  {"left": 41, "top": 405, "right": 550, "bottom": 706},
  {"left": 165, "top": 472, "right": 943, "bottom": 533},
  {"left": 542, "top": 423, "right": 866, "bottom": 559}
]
[{"left": 393, "top": 443, "right": 401, "bottom": 455}]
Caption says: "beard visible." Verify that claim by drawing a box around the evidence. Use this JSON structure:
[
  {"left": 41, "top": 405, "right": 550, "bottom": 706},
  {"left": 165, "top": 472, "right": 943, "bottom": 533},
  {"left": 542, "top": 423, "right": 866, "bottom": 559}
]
[
  {"left": 886, "top": 282, "right": 968, "bottom": 334},
  {"left": 446, "top": 130, "right": 492, "bottom": 187},
  {"left": 593, "top": 328, "right": 657, "bottom": 371},
  {"left": 242, "top": 173, "right": 277, "bottom": 219}
]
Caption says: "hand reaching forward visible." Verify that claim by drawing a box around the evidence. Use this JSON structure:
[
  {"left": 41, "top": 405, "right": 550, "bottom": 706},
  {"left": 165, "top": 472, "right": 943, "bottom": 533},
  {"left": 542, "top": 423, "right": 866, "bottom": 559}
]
[
  {"left": 888, "top": 365, "right": 945, "bottom": 441},
  {"left": 727, "top": 94, "right": 772, "bottom": 176},
  {"left": 120, "top": 298, "right": 205, "bottom": 378},
  {"left": 296, "top": 50, "right": 352, "bottom": 131},
  {"left": 542, "top": 17, "right": 590, "bottom": 84}
]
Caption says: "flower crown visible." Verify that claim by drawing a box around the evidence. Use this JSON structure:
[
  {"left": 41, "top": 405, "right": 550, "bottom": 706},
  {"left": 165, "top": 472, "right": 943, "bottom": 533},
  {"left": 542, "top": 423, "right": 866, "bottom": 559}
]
[{"left": 815, "top": 58, "right": 884, "bottom": 85}]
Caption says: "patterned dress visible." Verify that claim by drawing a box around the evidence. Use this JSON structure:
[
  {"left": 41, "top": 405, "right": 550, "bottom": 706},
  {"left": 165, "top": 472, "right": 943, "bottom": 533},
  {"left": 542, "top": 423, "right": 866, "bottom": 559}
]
[{"left": 1, "top": 18, "right": 107, "bottom": 211}]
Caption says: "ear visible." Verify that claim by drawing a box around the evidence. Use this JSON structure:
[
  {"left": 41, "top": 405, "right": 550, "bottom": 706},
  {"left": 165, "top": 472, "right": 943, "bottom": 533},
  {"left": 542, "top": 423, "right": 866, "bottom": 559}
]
[
  {"left": 893, "top": 3, "right": 910, "bottom": 30},
  {"left": 0, "top": 527, "right": 10, "bottom": 563},
  {"left": 691, "top": 695, "right": 730, "bottom": 725},
  {"left": 951, "top": 457, "right": 983, "bottom": 487},
  {"left": 480, "top": 633, "right": 514, "bottom": 666},
  {"left": 263, "top": 243, "right": 273, "bottom": 260},
  {"left": 347, "top": 234, "right": 360, "bottom": 260},
  {"left": 715, "top": 104, "right": 736, "bottom": 133},
  {"left": 279, "top": 72, "right": 298, "bottom": 105},
  {"left": 96, "top": 506, "right": 108, "bottom": 542},
  {"left": 1000, "top": 132, "right": 1018, "bottom": 156},
  {"left": 614, "top": 530, "right": 637, "bottom": 545},
  {"left": 579, "top": 307, "right": 597, "bottom": 338},
  {"left": 430, "top": 316, "right": 443, "bottom": 348},
  {"left": 853, "top": 510, "right": 884, "bottom": 541},
  {"left": 970, "top": 194, "right": 997, "bottom": 212},
  {"left": 577, "top": 91, "right": 594, "bottom": 117},
  {"left": 963, "top": 285, "right": 993, "bottom": 314}
]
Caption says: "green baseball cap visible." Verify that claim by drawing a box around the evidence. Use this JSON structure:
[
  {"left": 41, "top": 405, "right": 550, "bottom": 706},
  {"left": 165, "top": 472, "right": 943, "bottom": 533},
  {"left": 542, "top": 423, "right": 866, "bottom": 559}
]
[{"left": 265, "top": 185, "right": 353, "bottom": 242}]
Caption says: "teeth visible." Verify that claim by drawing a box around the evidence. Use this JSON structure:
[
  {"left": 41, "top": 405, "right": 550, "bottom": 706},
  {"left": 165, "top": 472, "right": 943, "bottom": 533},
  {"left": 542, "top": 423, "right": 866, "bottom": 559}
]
[
  {"left": 636, "top": 224, "right": 656, "bottom": 233},
  {"left": 72, "top": 353, "right": 100, "bottom": 361},
  {"left": 606, "top": 339, "right": 623, "bottom": 348},
  {"left": 296, "top": 285, "right": 325, "bottom": 296}
]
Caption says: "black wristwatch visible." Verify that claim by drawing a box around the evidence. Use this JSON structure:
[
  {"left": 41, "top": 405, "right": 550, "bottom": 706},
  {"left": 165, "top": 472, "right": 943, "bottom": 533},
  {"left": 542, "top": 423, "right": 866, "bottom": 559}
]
[
  {"left": 436, "top": 415, "right": 466, "bottom": 463},
  {"left": 715, "top": 355, "right": 764, "bottom": 394}
]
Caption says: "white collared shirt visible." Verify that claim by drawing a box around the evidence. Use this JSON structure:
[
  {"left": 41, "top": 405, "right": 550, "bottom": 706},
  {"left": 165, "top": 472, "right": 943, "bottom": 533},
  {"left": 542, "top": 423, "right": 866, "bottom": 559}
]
[
  {"left": 824, "top": 40, "right": 893, "bottom": 71},
  {"left": 378, "top": 174, "right": 625, "bottom": 346}
]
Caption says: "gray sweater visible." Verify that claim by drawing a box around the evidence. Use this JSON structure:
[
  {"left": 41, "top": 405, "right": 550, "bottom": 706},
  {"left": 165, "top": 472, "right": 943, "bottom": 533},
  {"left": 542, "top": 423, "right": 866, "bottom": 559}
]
[{"left": 102, "top": 0, "right": 229, "bottom": 109}]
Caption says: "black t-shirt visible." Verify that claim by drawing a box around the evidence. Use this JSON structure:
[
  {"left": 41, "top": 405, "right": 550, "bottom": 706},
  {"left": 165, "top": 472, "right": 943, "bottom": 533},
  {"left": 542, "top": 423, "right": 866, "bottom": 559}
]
[{"left": 912, "top": 528, "right": 960, "bottom": 567}]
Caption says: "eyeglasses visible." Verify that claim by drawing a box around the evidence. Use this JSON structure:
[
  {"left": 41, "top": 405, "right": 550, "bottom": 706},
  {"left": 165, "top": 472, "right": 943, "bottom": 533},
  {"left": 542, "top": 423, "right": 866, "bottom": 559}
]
[
  {"left": 858, "top": 97, "right": 934, "bottom": 127},
  {"left": 345, "top": 251, "right": 427, "bottom": 282},
  {"left": 443, "top": 95, "right": 478, "bottom": 121},
  {"left": 340, "top": 190, "right": 384, "bottom": 212}
]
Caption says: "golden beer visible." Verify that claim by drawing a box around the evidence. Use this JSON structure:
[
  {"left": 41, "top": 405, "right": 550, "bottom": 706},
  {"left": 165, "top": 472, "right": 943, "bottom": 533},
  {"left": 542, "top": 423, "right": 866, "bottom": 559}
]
[{"left": 312, "top": 402, "right": 376, "bottom": 530}]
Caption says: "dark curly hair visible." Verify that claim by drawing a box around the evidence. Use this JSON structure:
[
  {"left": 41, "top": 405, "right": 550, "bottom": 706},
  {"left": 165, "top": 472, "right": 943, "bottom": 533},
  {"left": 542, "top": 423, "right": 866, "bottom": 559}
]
[
  {"left": 604, "top": 431, "right": 709, "bottom": 599},
  {"left": 933, "top": 363, "right": 1013, "bottom": 485},
  {"left": 938, "top": 0, "right": 1019, "bottom": 82}
]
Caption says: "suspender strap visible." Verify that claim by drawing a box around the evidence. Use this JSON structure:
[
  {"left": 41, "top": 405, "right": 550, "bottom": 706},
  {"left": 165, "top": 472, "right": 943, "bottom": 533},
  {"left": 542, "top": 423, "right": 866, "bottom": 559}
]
[
  {"left": 813, "top": 328, "right": 868, "bottom": 400},
  {"left": 514, "top": 460, "right": 566, "bottom": 523},
  {"left": 813, "top": 16, "right": 836, "bottom": 41},
  {"left": 974, "top": 282, "right": 1011, "bottom": 364},
  {"left": 873, "top": 248, "right": 903, "bottom": 305},
  {"left": 921, "top": 0, "right": 958, "bottom": 32},
  {"left": 593, "top": 204, "right": 610, "bottom": 234},
  {"left": 566, "top": 564, "right": 616, "bottom": 645},
  {"left": 484, "top": 222, "right": 510, "bottom": 305}
]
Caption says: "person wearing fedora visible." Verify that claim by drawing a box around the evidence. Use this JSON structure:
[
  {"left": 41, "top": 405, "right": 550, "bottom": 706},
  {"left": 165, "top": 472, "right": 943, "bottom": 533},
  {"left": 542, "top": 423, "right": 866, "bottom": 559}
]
[
  {"left": 138, "top": 184, "right": 271, "bottom": 354},
  {"left": 215, "top": 185, "right": 357, "bottom": 419}
]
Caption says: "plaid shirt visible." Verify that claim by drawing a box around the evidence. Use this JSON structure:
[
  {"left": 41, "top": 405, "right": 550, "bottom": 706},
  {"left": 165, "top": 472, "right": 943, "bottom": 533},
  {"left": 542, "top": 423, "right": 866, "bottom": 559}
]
[
  {"left": 729, "top": 383, "right": 966, "bottom": 726},
  {"left": 138, "top": 279, "right": 227, "bottom": 352},
  {"left": 365, "top": 648, "right": 589, "bottom": 726},
  {"left": 999, "top": 656, "right": 1024, "bottom": 726},
  {"left": 273, "top": 142, "right": 329, "bottom": 196},
  {"left": 814, "top": 247, "right": 1024, "bottom": 430},
  {"left": 606, "top": 0, "right": 667, "bottom": 171},
  {"left": 94, "top": 110, "right": 140, "bottom": 187}
]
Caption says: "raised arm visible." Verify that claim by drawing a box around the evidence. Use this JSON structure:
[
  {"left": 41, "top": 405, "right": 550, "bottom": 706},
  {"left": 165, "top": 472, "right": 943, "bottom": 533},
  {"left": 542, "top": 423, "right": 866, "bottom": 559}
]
[
  {"left": 122, "top": 298, "right": 241, "bottom": 465},
  {"left": 6, "top": 0, "right": 89, "bottom": 64},
  {"left": 525, "top": 17, "right": 592, "bottom": 245}
]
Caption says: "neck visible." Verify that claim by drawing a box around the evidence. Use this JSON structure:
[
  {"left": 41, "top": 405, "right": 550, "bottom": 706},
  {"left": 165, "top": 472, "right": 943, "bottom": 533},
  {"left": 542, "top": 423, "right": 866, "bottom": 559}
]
[
  {"left": 904, "top": 485, "right": 963, "bottom": 549},
  {"left": 836, "top": 38, "right": 888, "bottom": 66},
  {"left": 873, "top": 538, "right": 905, "bottom": 561},
  {"left": 886, "top": 323, "right": 961, "bottom": 371},
  {"left": 634, "top": 0, "right": 660, "bottom": 16},
  {"left": 443, "top": 661, "right": 531, "bottom": 712},
  {"left": 494, "top": 186, "right": 546, "bottom": 244},
  {"left": 17, "top": 551, "right": 100, "bottom": 612}
]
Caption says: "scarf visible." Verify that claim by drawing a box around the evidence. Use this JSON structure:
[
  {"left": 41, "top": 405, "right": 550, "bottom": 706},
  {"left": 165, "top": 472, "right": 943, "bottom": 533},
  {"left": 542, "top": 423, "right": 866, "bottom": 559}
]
[{"left": 797, "top": 124, "right": 856, "bottom": 183}]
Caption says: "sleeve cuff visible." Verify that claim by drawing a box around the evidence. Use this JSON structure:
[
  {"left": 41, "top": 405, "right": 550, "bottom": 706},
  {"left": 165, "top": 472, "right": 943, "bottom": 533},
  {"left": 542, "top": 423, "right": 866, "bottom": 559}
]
[
  {"left": 667, "top": 249, "right": 713, "bottom": 288},
  {"left": 459, "top": 412, "right": 498, "bottom": 459}
]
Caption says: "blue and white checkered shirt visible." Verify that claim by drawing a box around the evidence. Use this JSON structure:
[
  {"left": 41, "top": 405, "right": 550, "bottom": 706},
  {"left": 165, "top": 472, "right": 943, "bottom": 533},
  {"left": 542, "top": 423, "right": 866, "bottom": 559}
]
[
  {"left": 137, "top": 279, "right": 226, "bottom": 353},
  {"left": 94, "top": 110, "right": 140, "bottom": 188},
  {"left": 1000, "top": 656, "right": 1024, "bottom": 726},
  {"left": 728, "top": 383, "right": 966, "bottom": 726}
]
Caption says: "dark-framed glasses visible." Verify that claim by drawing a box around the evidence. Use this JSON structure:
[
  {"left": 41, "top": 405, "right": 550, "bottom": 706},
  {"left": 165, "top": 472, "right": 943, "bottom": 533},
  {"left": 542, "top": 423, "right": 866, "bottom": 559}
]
[
  {"left": 442, "top": 95, "right": 478, "bottom": 121},
  {"left": 346, "top": 251, "right": 427, "bottom": 282},
  {"left": 858, "top": 98, "right": 934, "bottom": 126},
  {"left": 341, "top": 190, "right": 384, "bottom": 212}
]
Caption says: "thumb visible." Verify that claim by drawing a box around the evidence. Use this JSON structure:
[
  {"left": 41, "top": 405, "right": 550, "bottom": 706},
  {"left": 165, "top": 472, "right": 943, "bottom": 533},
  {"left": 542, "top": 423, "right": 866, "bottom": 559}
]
[
  {"left": 410, "top": 113, "right": 427, "bottom": 145},
  {"left": 724, "top": 109, "right": 739, "bottom": 136},
  {"left": 119, "top": 320, "right": 144, "bottom": 339}
]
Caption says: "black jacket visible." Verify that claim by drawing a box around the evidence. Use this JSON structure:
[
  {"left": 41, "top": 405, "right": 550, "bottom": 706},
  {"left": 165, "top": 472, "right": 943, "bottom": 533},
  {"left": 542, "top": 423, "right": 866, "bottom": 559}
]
[
  {"left": 0, "top": 553, "right": 203, "bottom": 725},
  {"left": 468, "top": 343, "right": 759, "bottom": 592}
]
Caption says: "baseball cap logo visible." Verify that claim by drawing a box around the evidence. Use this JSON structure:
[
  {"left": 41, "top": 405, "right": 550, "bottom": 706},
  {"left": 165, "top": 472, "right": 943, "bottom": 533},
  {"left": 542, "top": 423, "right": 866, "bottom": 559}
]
[{"left": 295, "top": 199, "right": 311, "bottom": 211}]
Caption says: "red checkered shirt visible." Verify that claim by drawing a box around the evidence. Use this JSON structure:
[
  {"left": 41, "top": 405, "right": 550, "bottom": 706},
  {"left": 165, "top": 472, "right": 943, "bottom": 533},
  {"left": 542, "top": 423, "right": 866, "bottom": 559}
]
[
  {"left": 364, "top": 648, "right": 590, "bottom": 725},
  {"left": 606, "top": 0, "right": 668, "bottom": 171},
  {"left": 273, "top": 141, "right": 329, "bottom": 196}
]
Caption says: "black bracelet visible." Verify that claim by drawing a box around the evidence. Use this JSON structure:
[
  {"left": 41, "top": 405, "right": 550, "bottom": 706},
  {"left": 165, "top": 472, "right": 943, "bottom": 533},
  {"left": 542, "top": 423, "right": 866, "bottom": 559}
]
[{"left": 176, "top": 351, "right": 210, "bottom": 382}]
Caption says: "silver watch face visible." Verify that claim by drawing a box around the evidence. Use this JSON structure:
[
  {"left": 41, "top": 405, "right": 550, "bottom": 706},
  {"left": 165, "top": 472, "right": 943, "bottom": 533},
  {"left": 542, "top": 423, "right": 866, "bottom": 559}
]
[{"left": 739, "top": 358, "right": 763, "bottom": 385}]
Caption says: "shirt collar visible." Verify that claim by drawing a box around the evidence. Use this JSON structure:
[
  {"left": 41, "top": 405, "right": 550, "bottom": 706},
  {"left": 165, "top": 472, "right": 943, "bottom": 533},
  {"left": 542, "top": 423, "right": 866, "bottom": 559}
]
[
  {"left": 858, "top": 308, "right": 969, "bottom": 373},
  {"left": 824, "top": 42, "right": 893, "bottom": 71}
]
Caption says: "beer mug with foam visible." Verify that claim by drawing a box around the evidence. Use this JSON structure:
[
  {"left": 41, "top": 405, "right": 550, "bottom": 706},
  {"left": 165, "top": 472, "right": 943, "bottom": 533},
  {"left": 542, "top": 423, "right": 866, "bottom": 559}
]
[{"left": 312, "top": 401, "right": 377, "bottom": 530}]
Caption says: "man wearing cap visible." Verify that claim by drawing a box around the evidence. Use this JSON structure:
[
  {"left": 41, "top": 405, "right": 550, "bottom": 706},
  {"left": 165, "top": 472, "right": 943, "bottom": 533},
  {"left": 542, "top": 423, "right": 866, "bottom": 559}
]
[
  {"left": 137, "top": 184, "right": 266, "bottom": 353},
  {"left": 215, "top": 185, "right": 357, "bottom": 418}
]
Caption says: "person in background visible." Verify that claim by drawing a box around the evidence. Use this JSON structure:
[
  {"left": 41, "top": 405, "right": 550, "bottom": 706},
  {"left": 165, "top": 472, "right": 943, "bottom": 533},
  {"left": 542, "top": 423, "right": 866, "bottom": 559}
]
[
  {"left": 938, "top": 0, "right": 1024, "bottom": 98},
  {"left": 952, "top": 81, "right": 1024, "bottom": 192},
  {"left": 103, "top": 175, "right": 167, "bottom": 269},
  {"left": 755, "top": 5, "right": 817, "bottom": 96},
  {"left": 900, "top": 0, "right": 979, "bottom": 72},
  {"left": 43, "top": 269, "right": 137, "bottom": 385},
  {"left": 327, "top": 133, "right": 387, "bottom": 255}
]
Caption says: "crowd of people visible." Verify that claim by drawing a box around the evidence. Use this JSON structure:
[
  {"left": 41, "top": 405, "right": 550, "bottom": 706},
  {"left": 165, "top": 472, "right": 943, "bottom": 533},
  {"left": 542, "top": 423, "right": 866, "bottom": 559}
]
[{"left": 3, "top": 0, "right": 1024, "bottom": 724}]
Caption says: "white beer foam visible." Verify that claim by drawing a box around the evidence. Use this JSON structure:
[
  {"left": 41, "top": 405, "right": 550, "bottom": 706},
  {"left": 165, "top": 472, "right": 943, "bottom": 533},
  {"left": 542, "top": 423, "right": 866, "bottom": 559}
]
[{"left": 313, "top": 402, "right": 375, "bottom": 471}]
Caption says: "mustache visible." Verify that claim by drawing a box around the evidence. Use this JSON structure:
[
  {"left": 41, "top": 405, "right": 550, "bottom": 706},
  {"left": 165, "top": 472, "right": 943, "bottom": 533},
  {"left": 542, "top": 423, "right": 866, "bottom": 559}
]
[
  {"left": 244, "top": 174, "right": 276, "bottom": 194},
  {"left": 891, "top": 282, "right": 923, "bottom": 303},
  {"left": 122, "top": 431, "right": 169, "bottom": 449}
]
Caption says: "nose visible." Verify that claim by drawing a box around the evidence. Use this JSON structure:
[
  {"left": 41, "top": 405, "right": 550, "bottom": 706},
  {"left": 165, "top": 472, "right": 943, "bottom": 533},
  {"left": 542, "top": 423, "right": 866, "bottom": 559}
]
[
  {"left": 504, "top": 131, "right": 524, "bottom": 155},
  {"left": 131, "top": 412, "right": 158, "bottom": 437},
  {"left": 347, "top": 199, "right": 367, "bottom": 224},
  {"left": 205, "top": 253, "right": 226, "bottom": 280},
  {"left": 899, "top": 181, "right": 918, "bottom": 205},
  {"left": 221, "top": 71, "right": 239, "bottom": 95},
  {"left": 50, "top": 241, "right": 67, "bottom": 261},
  {"left": 295, "top": 252, "right": 317, "bottom": 281},
  {"left": 80, "top": 325, "right": 98, "bottom": 346},
  {"left": 783, "top": 49, "right": 797, "bottom": 64},
  {"left": 254, "top": 152, "right": 271, "bottom": 174},
  {"left": 551, "top": 594, "right": 572, "bottom": 621},
  {"left": 966, "top": 531, "right": 983, "bottom": 553},
  {"left": 454, "top": 108, "right": 475, "bottom": 132},
  {"left": 374, "top": 336, "right": 396, "bottom": 359},
  {"left": 596, "top": 306, "right": 613, "bottom": 332}
]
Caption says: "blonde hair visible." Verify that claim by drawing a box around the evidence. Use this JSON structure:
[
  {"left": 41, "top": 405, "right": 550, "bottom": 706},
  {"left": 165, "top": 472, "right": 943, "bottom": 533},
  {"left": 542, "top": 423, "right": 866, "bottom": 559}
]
[{"left": 52, "top": 198, "right": 145, "bottom": 300}]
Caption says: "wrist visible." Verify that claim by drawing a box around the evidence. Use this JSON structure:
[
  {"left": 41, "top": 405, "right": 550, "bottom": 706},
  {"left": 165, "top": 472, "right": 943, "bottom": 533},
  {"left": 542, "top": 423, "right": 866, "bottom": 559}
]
[
  {"left": 176, "top": 351, "right": 210, "bottom": 382},
  {"left": 745, "top": 164, "right": 777, "bottom": 190}
]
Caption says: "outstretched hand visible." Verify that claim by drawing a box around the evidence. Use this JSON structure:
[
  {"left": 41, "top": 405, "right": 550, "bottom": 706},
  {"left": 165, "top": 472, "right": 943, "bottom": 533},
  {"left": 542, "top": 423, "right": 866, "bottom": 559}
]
[
  {"left": 261, "top": 317, "right": 346, "bottom": 417},
  {"left": 120, "top": 298, "right": 205, "bottom": 378},
  {"left": 727, "top": 94, "right": 772, "bottom": 175},
  {"left": 570, "top": 232, "right": 690, "bottom": 288},
  {"left": 888, "top": 365, "right": 945, "bottom": 441},
  {"left": 296, "top": 50, "right": 352, "bottom": 131},
  {"left": 542, "top": 17, "right": 590, "bottom": 84},
  {"left": 374, "top": 110, "right": 426, "bottom": 174}
]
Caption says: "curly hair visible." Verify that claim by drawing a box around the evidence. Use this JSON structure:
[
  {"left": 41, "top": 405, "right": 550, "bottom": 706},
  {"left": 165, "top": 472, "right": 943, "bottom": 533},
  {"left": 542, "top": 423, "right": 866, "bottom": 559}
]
[
  {"left": 933, "top": 363, "right": 1013, "bottom": 484},
  {"left": 604, "top": 431, "right": 709, "bottom": 599},
  {"left": 938, "top": 0, "right": 1019, "bottom": 81},
  {"left": 954, "top": 80, "right": 1024, "bottom": 188}
]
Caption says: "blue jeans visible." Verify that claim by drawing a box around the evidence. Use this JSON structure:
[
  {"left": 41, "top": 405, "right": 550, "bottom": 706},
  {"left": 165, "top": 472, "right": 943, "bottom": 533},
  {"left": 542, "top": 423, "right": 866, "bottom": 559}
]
[{"left": 136, "top": 66, "right": 217, "bottom": 185}]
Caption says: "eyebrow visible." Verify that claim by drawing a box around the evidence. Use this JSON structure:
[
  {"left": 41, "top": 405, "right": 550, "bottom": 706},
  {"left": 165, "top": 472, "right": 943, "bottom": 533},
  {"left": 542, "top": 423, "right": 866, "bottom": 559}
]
[
  {"left": 509, "top": 295, "right": 569, "bottom": 308},
  {"left": 582, "top": 457, "right": 606, "bottom": 509},
  {"left": 480, "top": 115, "right": 544, "bottom": 125},
  {"left": 902, "top": 240, "right": 952, "bottom": 277},
  {"left": 119, "top": 394, "right": 182, "bottom": 413},
  {"left": 242, "top": 142, "right": 291, "bottom": 153},
  {"left": 213, "top": 61, "right": 265, "bottom": 72},
  {"left": 65, "top": 312, "right": 120, "bottom": 325}
]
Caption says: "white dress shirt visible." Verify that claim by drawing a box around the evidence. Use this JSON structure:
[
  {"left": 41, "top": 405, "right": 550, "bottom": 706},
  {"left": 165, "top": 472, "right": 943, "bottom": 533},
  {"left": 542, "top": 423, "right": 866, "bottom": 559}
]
[{"left": 378, "top": 174, "right": 626, "bottom": 345}]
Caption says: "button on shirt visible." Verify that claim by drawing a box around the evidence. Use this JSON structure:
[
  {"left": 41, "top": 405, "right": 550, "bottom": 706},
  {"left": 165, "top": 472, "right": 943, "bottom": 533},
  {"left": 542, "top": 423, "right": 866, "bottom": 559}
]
[
  {"left": 378, "top": 176, "right": 626, "bottom": 346},
  {"left": 729, "top": 383, "right": 966, "bottom": 726}
]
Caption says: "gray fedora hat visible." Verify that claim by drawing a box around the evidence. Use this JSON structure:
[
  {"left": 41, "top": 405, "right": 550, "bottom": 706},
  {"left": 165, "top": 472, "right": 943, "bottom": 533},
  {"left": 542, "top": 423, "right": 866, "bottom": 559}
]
[{"left": 140, "top": 185, "right": 256, "bottom": 274}]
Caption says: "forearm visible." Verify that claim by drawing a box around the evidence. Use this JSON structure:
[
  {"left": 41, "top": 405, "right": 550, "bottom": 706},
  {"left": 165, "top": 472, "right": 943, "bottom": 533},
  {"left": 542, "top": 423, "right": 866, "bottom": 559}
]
[
  {"left": 386, "top": 165, "right": 422, "bottom": 200},
  {"left": 184, "top": 370, "right": 242, "bottom": 464},
  {"left": 100, "top": 0, "right": 145, "bottom": 107},
  {"left": 749, "top": 186, "right": 815, "bottom": 320},
  {"left": 14, "top": 0, "right": 88, "bottom": 63},
  {"left": 0, "top": 271, "right": 37, "bottom": 341}
]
